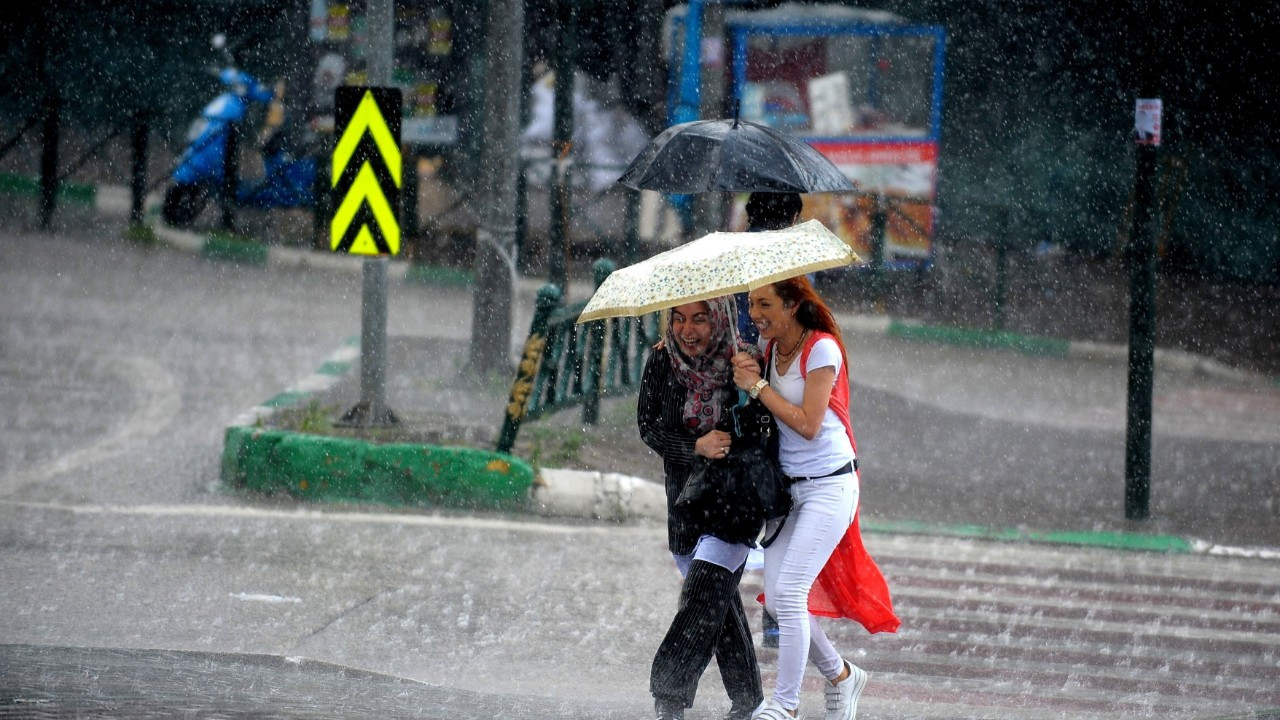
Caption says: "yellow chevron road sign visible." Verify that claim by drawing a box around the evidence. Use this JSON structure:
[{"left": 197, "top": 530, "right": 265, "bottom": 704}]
[{"left": 331, "top": 87, "right": 402, "bottom": 255}]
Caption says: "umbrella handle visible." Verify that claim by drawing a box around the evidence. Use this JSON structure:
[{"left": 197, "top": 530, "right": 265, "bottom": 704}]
[{"left": 730, "top": 308, "right": 750, "bottom": 408}]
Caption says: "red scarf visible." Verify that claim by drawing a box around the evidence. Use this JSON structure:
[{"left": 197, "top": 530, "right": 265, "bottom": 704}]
[{"left": 769, "top": 331, "right": 900, "bottom": 634}]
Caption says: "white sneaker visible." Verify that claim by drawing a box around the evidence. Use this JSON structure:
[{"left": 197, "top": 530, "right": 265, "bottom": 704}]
[
  {"left": 824, "top": 660, "right": 868, "bottom": 720},
  {"left": 752, "top": 699, "right": 798, "bottom": 720}
]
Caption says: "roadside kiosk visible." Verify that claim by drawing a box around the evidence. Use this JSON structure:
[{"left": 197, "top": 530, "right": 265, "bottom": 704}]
[{"left": 667, "top": 3, "right": 945, "bottom": 269}]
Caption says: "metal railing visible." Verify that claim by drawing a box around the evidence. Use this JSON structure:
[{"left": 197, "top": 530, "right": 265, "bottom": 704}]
[
  {"left": 496, "top": 258, "right": 660, "bottom": 455},
  {"left": 1, "top": 98, "right": 154, "bottom": 227}
]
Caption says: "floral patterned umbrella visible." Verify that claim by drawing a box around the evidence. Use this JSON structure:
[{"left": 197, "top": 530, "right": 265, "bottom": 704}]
[{"left": 577, "top": 220, "right": 860, "bottom": 323}]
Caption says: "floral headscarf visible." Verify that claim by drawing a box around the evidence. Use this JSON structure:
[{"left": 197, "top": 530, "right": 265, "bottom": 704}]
[{"left": 666, "top": 296, "right": 761, "bottom": 434}]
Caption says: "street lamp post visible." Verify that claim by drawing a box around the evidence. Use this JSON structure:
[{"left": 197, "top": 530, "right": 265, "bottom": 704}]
[{"left": 1124, "top": 0, "right": 1162, "bottom": 520}]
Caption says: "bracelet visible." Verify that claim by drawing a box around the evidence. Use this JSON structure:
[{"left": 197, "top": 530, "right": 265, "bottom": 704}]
[{"left": 748, "top": 378, "right": 769, "bottom": 399}]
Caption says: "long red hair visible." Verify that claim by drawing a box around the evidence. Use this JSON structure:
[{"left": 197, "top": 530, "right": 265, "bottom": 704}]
[{"left": 770, "top": 276, "right": 844, "bottom": 350}]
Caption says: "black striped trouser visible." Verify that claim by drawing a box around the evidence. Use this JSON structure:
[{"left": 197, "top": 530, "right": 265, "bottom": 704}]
[{"left": 650, "top": 560, "right": 763, "bottom": 710}]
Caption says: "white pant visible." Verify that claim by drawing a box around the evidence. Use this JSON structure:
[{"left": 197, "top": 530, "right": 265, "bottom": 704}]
[{"left": 761, "top": 471, "right": 859, "bottom": 711}]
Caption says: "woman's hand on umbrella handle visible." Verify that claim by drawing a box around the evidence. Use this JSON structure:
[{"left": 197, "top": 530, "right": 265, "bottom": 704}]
[
  {"left": 733, "top": 363, "right": 761, "bottom": 391},
  {"left": 695, "top": 430, "right": 732, "bottom": 459},
  {"left": 732, "top": 351, "right": 761, "bottom": 388}
]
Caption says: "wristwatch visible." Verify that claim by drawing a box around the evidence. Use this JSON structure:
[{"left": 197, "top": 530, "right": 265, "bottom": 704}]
[{"left": 748, "top": 378, "right": 769, "bottom": 399}]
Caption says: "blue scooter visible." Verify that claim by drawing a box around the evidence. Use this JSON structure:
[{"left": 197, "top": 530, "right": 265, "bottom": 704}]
[{"left": 162, "top": 34, "right": 318, "bottom": 227}]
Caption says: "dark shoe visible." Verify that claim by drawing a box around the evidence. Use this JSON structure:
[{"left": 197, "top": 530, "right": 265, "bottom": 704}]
[
  {"left": 762, "top": 608, "right": 779, "bottom": 649},
  {"left": 723, "top": 700, "right": 763, "bottom": 720},
  {"left": 655, "top": 699, "right": 686, "bottom": 720},
  {"left": 761, "top": 626, "right": 779, "bottom": 649}
]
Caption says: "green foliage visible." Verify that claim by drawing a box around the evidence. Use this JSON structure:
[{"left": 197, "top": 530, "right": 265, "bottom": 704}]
[
  {"left": 523, "top": 426, "right": 585, "bottom": 469},
  {"left": 123, "top": 223, "right": 158, "bottom": 246},
  {"left": 294, "top": 401, "right": 336, "bottom": 435}
]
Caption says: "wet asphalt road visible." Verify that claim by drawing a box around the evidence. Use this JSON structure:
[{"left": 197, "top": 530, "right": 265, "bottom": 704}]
[{"left": 2, "top": 214, "right": 1278, "bottom": 718}]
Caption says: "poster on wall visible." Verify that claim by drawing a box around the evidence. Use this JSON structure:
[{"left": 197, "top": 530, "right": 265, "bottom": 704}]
[{"left": 806, "top": 140, "right": 938, "bottom": 265}]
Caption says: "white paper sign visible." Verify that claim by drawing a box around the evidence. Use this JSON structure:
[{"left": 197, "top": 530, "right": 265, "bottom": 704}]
[
  {"left": 808, "top": 72, "right": 855, "bottom": 136},
  {"left": 1135, "top": 98, "right": 1162, "bottom": 146}
]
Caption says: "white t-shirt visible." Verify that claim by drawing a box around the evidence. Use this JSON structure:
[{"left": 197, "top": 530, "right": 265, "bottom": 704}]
[{"left": 769, "top": 337, "right": 856, "bottom": 477}]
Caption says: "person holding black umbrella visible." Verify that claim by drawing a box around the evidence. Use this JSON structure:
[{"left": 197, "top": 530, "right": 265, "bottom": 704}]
[
  {"left": 638, "top": 297, "right": 765, "bottom": 720},
  {"left": 736, "top": 191, "right": 804, "bottom": 344}
]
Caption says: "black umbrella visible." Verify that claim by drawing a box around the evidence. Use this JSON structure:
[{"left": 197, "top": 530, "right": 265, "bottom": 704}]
[{"left": 617, "top": 118, "right": 855, "bottom": 194}]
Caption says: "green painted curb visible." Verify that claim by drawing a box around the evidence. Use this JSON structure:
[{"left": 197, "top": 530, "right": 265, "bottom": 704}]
[
  {"left": 0, "top": 172, "right": 96, "bottom": 204},
  {"left": 887, "top": 321, "right": 1070, "bottom": 357},
  {"left": 404, "top": 264, "right": 474, "bottom": 287},
  {"left": 221, "top": 425, "right": 534, "bottom": 511},
  {"left": 862, "top": 518, "right": 1196, "bottom": 554},
  {"left": 202, "top": 236, "right": 269, "bottom": 265}
]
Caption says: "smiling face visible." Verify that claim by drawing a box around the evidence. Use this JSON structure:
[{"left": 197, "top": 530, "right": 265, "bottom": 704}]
[
  {"left": 670, "top": 301, "right": 713, "bottom": 357},
  {"left": 748, "top": 284, "right": 796, "bottom": 342}
]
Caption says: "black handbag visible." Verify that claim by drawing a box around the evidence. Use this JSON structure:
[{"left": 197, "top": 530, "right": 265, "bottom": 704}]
[{"left": 675, "top": 395, "right": 792, "bottom": 547}]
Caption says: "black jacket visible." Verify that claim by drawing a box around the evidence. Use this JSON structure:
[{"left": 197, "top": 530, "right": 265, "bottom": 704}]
[{"left": 637, "top": 347, "right": 737, "bottom": 555}]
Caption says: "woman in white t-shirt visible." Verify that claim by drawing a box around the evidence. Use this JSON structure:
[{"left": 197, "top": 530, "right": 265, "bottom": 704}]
[{"left": 731, "top": 276, "right": 899, "bottom": 720}]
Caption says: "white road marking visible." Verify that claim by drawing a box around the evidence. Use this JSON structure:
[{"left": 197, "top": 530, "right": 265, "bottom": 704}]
[
  {"left": 0, "top": 498, "right": 654, "bottom": 537},
  {"left": 230, "top": 593, "right": 303, "bottom": 604},
  {"left": 0, "top": 355, "right": 181, "bottom": 496}
]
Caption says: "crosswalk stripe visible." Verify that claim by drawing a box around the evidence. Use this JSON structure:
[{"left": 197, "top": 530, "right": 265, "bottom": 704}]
[{"left": 741, "top": 533, "right": 1280, "bottom": 717}]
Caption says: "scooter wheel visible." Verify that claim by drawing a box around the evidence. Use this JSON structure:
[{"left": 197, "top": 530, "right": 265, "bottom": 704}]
[{"left": 162, "top": 184, "right": 209, "bottom": 227}]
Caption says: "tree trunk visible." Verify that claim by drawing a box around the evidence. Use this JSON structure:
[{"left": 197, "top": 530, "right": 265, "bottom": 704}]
[{"left": 468, "top": 0, "right": 526, "bottom": 373}]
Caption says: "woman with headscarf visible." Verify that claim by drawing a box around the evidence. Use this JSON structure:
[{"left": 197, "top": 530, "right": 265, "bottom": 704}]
[{"left": 637, "top": 296, "right": 765, "bottom": 720}]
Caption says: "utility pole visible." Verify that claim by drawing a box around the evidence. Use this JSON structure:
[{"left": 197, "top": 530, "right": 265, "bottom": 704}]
[
  {"left": 547, "top": 0, "right": 576, "bottom": 291},
  {"left": 469, "top": 0, "right": 526, "bottom": 373},
  {"left": 1124, "top": 0, "right": 1162, "bottom": 520}
]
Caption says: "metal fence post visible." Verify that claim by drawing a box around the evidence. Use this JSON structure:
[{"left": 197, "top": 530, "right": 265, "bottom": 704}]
[
  {"left": 869, "top": 193, "right": 887, "bottom": 310},
  {"left": 496, "top": 284, "right": 563, "bottom": 454},
  {"left": 39, "top": 93, "right": 60, "bottom": 229},
  {"left": 402, "top": 146, "right": 418, "bottom": 240},
  {"left": 992, "top": 206, "right": 1010, "bottom": 331},
  {"left": 624, "top": 189, "right": 641, "bottom": 266},
  {"left": 581, "top": 259, "right": 616, "bottom": 425},
  {"left": 312, "top": 135, "right": 331, "bottom": 250},
  {"left": 130, "top": 110, "right": 149, "bottom": 224},
  {"left": 220, "top": 120, "right": 238, "bottom": 232}
]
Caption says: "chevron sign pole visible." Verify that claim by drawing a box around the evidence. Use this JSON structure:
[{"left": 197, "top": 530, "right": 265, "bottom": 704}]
[{"left": 331, "top": 86, "right": 402, "bottom": 428}]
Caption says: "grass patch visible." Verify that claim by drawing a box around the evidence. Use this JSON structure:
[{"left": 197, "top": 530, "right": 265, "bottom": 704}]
[
  {"left": 296, "top": 401, "right": 336, "bottom": 434},
  {"left": 523, "top": 426, "right": 586, "bottom": 470},
  {"left": 273, "top": 401, "right": 340, "bottom": 435},
  {"left": 123, "top": 222, "right": 158, "bottom": 245},
  {"left": 405, "top": 264, "right": 474, "bottom": 287},
  {"left": 202, "top": 231, "right": 268, "bottom": 265}
]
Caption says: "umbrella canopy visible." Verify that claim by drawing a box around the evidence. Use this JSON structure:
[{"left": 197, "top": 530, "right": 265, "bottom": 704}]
[
  {"left": 577, "top": 219, "right": 859, "bottom": 323},
  {"left": 617, "top": 118, "right": 855, "bottom": 194}
]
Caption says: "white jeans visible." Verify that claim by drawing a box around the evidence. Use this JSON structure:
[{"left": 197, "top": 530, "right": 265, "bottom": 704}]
[{"left": 761, "top": 471, "right": 859, "bottom": 711}]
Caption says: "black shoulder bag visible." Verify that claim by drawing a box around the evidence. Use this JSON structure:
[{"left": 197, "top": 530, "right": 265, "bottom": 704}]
[{"left": 674, "top": 365, "right": 792, "bottom": 547}]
